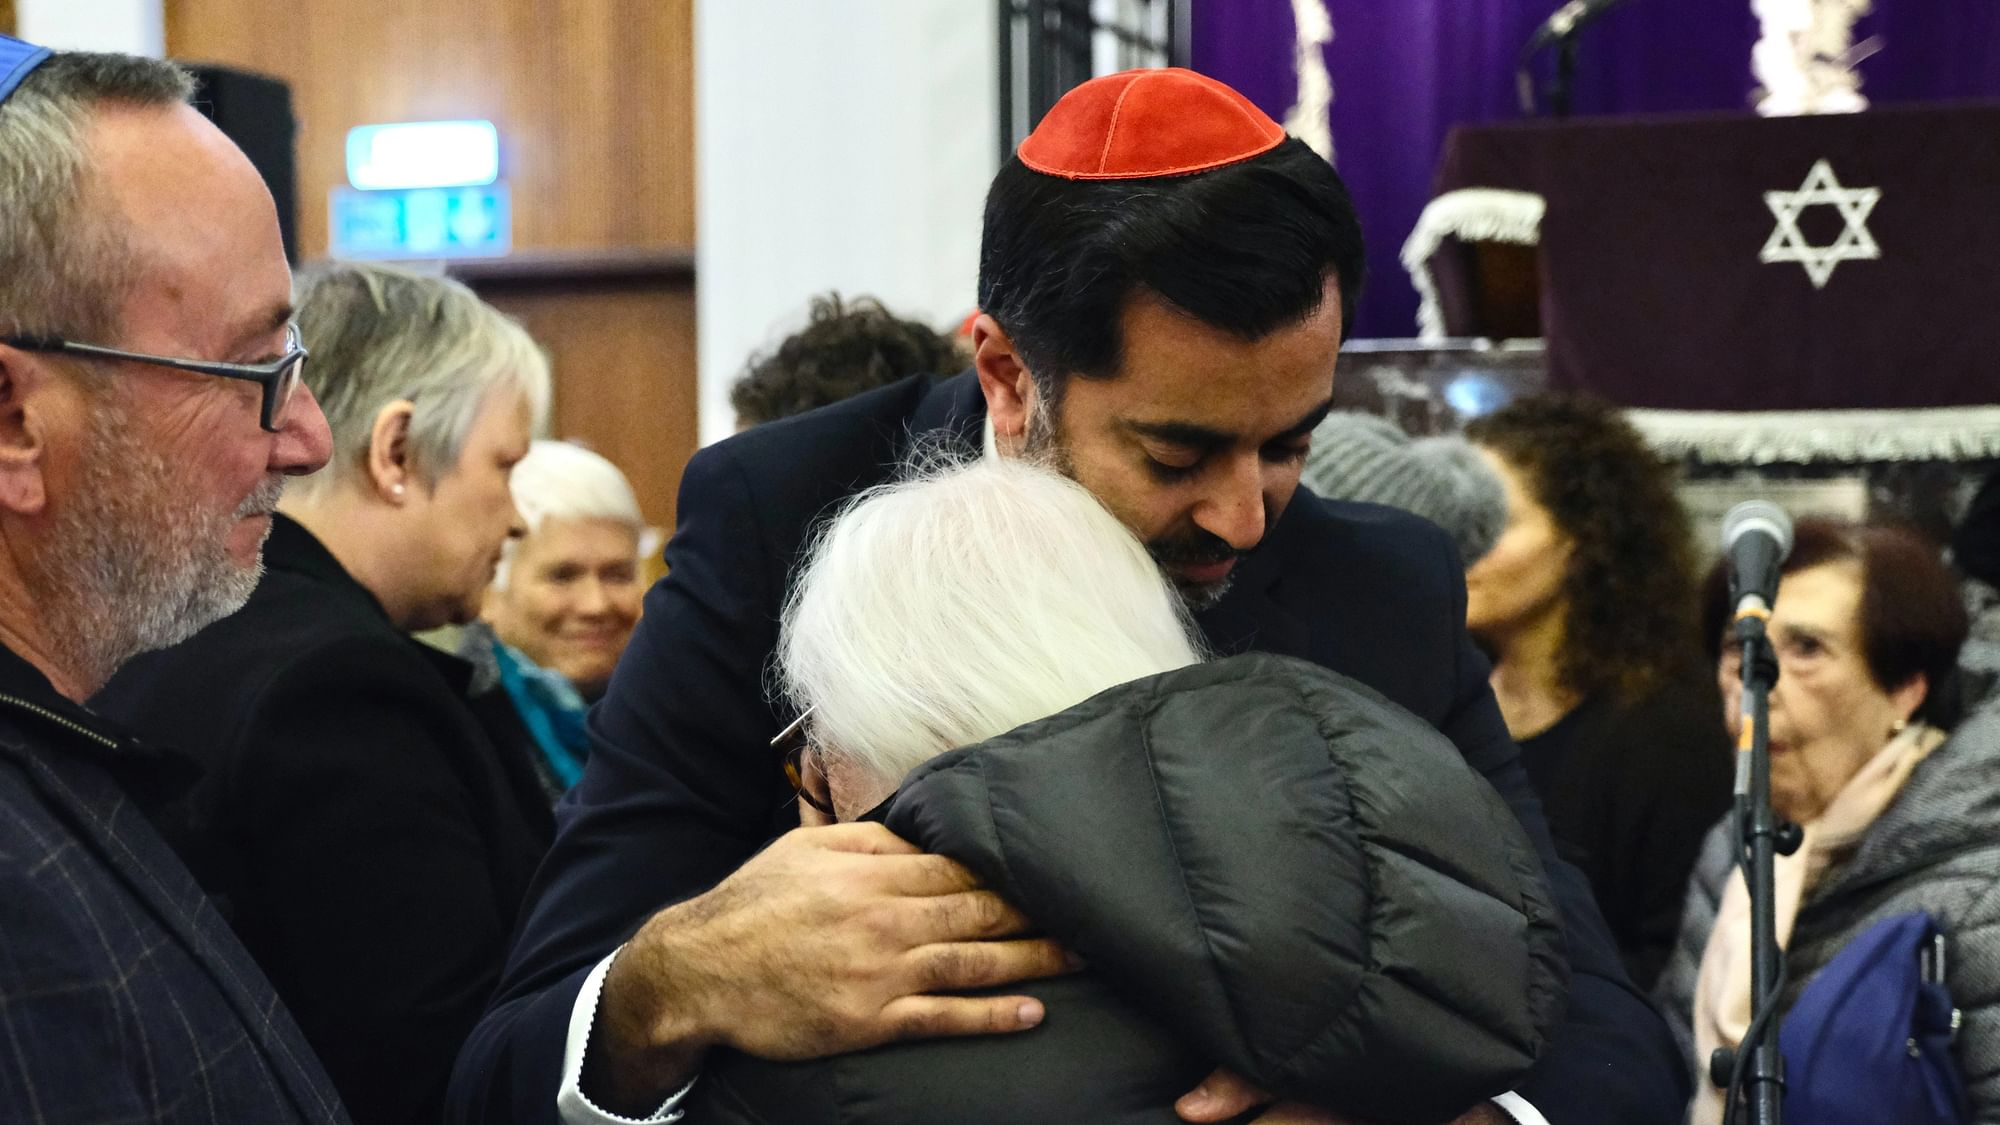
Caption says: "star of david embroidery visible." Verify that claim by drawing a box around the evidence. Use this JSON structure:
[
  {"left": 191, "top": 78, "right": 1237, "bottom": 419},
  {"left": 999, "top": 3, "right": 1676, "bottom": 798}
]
[{"left": 1760, "top": 159, "right": 1881, "bottom": 289}]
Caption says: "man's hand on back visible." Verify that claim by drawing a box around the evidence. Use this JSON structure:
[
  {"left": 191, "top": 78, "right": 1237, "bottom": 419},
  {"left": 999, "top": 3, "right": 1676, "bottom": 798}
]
[{"left": 581, "top": 821, "right": 1070, "bottom": 1114}]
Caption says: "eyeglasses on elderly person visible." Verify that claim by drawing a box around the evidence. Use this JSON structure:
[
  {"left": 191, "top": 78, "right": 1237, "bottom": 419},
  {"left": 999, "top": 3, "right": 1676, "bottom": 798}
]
[
  {"left": 772, "top": 706, "right": 834, "bottom": 817},
  {"left": 0, "top": 322, "right": 308, "bottom": 432}
]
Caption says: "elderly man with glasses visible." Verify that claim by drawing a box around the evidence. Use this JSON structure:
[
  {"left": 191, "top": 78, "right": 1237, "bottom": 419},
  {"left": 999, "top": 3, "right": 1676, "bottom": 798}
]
[
  {"left": 0, "top": 37, "right": 345, "bottom": 1125},
  {"left": 96, "top": 259, "right": 557, "bottom": 1125}
]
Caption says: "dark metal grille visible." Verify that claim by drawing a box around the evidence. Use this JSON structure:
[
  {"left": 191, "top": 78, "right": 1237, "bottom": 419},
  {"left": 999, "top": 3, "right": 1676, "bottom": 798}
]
[{"left": 998, "top": 0, "right": 1189, "bottom": 162}]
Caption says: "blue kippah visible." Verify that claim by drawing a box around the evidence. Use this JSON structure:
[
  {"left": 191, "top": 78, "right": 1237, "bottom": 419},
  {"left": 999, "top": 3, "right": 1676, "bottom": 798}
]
[{"left": 0, "top": 35, "right": 52, "bottom": 105}]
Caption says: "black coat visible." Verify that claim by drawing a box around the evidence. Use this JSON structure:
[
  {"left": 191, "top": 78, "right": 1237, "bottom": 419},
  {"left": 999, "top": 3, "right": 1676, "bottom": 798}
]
[
  {"left": 0, "top": 642, "right": 348, "bottom": 1123},
  {"left": 94, "top": 515, "right": 554, "bottom": 1125},
  {"left": 1516, "top": 664, "right": 1734, "bottom": 991},
  {"left": 449, "top": 373, "right": 1688, "bottom": 1125},
  {"left": 688, "top": 654, "right": 1570, "bottom": 1125}
]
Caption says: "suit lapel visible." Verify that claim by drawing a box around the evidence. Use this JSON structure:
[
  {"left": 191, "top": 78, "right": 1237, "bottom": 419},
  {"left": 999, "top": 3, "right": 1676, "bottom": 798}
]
[{"left": 2, "top": 735, "right": 345, "bottom": 1121}]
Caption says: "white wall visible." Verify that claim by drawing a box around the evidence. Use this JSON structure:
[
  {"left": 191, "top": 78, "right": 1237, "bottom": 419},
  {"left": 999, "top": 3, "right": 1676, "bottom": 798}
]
[
  {"left": 16, "top": 0, "right": 164, "bottom": 56},
  {"left": 696, "top": 0, "right": 999, "bottom": 445}
]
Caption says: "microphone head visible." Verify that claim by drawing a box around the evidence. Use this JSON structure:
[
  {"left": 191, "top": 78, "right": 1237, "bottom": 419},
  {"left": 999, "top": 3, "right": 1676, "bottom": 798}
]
[{"left": 1721, "top": 500, "right": 1794, "bottom": 561}]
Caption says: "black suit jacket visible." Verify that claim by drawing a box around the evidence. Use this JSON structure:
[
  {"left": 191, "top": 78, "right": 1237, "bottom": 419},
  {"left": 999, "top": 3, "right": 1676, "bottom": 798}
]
[
  {"left": 95, "top": 515, "right": 554, "bottom": 1125},
  {"left": 449, "top": 374, "right": 1689, "bottom": 1125},
  {"left": 0, "top": 643, "right": 348, "bottom": 1124}
]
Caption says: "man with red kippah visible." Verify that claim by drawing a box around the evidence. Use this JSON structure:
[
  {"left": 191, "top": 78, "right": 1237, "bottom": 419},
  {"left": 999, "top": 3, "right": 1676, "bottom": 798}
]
[{"left": 451, "top": 69, "right": 1686, "bottom": 1125}]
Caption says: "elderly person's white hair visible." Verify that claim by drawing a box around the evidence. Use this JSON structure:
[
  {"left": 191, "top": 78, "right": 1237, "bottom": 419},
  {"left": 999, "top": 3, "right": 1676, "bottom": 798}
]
[
  {"left": 780, "top": 456, "right": 1204, "bottom": 787},
  {"left": 494, "top": 439, "right": 651, "bottom": 589},
  {"left": 290, "top": 262, "right": 550, "bottom": 496}
]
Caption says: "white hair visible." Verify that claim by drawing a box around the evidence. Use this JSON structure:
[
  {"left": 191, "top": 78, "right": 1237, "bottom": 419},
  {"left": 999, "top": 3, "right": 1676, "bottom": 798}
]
[
  {"left": 493, "top": 439, "right": 649, "bottom": 589},
  {"left": 779, "top": 455, "right": 1204, "bottom": 786},
  {"left": 289, "top": 262, "right": 551, "bottom": 498}
]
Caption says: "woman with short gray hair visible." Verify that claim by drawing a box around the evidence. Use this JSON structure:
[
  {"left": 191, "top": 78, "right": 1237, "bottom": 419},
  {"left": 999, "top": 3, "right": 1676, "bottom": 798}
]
[
  {"left": 286, "top": 262, "right": 551, "bottom": 625},
  {"left": 95, "top": 261, "right": 558, "bottom": 1125},
  {"left": 467, "top": 439, "right": 653, "bottom": 796}
]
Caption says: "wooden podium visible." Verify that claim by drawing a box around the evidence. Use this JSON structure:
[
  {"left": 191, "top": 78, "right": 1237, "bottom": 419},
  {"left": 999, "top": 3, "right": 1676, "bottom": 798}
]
[{"left": 1414, "top": 104, "right": 2000, "bottom": 416}]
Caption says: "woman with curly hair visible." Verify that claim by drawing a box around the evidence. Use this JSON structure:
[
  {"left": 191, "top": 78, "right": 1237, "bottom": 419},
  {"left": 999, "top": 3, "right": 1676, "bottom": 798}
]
[{"left": 1464, "top": 395, "right": 1731, "bottom": 990}]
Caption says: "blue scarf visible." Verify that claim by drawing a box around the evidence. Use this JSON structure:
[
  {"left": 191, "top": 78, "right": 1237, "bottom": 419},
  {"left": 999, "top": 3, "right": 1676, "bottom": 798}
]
[{"left": 491, "top": 640, "right": 592, "bottom": 790}]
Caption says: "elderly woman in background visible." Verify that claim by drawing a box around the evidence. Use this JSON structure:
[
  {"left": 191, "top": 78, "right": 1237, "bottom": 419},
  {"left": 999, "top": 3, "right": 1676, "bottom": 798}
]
[
  {"left": 1462, "top": 395, "right": 1733, "bottom": 990},
  {"left": 1656, "top": 519, "right": 1993, "bottom": 1124},
  {"left": 684, "top": 456, "right": 1568, "bottom": 1125},
  {"left": 94, "top": 262, "right": 555, "bottom": 1125},
  {"left": 462, "top": 439, "right": 649, "bottom": 795}
]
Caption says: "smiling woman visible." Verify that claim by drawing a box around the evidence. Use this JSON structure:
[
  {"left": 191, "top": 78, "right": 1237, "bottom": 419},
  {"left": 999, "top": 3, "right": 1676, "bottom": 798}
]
[{"left": 468, "top": 439, "right": 652, "bottom": 796}]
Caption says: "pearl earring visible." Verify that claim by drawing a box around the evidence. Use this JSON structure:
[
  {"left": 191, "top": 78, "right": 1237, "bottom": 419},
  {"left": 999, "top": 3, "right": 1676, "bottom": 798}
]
[{"left": 1891, "top": 718, "right": 1909, "bottom": 736}]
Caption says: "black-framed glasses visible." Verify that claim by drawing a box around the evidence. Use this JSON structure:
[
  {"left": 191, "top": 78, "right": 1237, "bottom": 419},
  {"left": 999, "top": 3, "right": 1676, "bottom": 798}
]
[
  {"left": 772, "top": 706, "right": 835, "bottom": 817},
  {"left": 0, "top": 323, "right": 308, "bottom": 433}
]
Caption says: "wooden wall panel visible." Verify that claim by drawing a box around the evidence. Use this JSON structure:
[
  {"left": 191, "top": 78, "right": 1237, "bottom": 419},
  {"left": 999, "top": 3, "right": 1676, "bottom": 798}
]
[
  {"left": 479, "top": 280, "right": 697, "bottom": 535},
  {"left": 164, "top": 0, "right": 694, "bottom": 258},
  {"left": 167, "top": 0, "right": 701, "bottom": 547}
]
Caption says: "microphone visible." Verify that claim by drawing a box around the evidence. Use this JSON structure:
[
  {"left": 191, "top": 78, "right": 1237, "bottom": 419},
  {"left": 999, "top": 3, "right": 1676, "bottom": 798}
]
[
  {"left": 1524, "top": 0, "right": 1634, "bottom": 54},
  {"left": 1721, "top": 500, "right": 1794, "bottom": 619}
]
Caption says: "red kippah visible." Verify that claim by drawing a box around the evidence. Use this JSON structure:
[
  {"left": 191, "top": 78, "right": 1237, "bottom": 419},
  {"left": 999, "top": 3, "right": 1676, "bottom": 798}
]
[{"left": 1017, "top": 67, "right": 1286, "bottom": 181}]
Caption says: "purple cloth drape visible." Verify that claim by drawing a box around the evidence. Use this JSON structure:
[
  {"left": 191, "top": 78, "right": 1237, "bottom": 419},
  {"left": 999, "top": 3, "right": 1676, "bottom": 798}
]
[{"left": 1193, "top": 0, "right": 2000, "bottom": 338}]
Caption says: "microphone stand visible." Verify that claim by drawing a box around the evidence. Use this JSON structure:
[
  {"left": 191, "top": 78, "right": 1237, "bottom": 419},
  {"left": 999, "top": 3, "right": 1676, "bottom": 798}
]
[
  {"left": 1550, "top": 35, "right": 1579, "bottom": 119},
  {"left": 1726, "top": 609, "right": 1797, "bottom": 1125},
  {"left": 1514, "top": 26, "right": 1583, "bottom": 118}
]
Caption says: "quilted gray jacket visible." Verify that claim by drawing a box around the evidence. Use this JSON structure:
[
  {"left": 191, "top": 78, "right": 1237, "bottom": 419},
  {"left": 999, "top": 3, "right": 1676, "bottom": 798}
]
[{"left": 1655, "top": 703, "right": 2000, "bottom": 1121}]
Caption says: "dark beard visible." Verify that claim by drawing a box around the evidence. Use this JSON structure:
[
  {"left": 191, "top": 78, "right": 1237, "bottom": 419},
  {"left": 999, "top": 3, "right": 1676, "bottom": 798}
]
[
  {"left": 1147, "top": 529, "right": 1242, "bottom": 612},
  {"left": 1024, "top": 401, "right": 1239, "bottom": 613}
]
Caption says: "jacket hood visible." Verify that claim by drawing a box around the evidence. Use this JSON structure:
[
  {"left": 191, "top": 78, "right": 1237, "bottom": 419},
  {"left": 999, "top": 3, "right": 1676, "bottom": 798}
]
[{"left": 882, "top": 652, "right": 1568, "bottom": 1123}]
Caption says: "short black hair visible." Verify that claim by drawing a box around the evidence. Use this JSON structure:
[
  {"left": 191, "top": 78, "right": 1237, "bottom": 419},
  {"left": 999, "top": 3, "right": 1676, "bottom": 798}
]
[
  {"left": 731, "top": 293, "right": 966, "bottom": 427},
  {"left": 975, "top": 137, "right": 1364, "bottom": 395}
]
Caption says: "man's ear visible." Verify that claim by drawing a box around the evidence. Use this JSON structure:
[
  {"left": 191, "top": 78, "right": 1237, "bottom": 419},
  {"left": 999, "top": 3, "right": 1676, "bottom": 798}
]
[
  {"left": 366, "top": 399, "right": 417, "bottom": 503},
  {"left": 0, "top": 348, "right": 58, "bottom": 516},
  {"left": 970, "top": 314, "right": 1037, "bottom": 455}
]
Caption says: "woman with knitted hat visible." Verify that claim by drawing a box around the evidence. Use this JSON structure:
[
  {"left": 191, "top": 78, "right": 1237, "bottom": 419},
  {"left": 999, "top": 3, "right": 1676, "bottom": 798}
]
[{"left": 1299, "top": 411, "right": 1508, "bottom": 567}]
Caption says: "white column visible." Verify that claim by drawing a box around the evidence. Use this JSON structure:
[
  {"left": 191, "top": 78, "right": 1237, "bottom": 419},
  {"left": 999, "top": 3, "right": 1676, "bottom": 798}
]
[
  {"left": 16, "top": 0, "right": 165, "bottom": 56},
  {"left": 695, "top": 0, "right": 999, "bottom": 445}
]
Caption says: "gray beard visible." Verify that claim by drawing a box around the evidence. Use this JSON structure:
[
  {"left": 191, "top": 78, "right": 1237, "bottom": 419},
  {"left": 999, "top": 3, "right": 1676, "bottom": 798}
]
[{"left": 31, "top": 397, "right": 282, "bottom": 689}]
